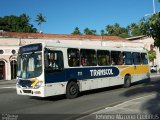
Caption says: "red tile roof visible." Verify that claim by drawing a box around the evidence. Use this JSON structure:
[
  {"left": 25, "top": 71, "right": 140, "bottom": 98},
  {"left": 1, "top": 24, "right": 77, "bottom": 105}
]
[{"left": 0, "top": 32, "right": 128, "bottom": 41}]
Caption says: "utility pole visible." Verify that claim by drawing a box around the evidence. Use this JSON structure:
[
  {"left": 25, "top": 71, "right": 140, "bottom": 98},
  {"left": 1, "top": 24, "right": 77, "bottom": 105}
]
[
  {"left": 145, "top": 0, "right": 156, "bottom": 16},
  {"left": 153, "top": 0, "right": 156, "bottom": 14}
]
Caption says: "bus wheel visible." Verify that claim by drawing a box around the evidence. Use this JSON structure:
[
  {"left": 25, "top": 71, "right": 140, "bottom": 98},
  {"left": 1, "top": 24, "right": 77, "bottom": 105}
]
[
  {"left": 123, "top": 75, "right": 131, "bottom": 88},
  {"left": 66, "top": 81, "right": 79, "bottom": 99}
]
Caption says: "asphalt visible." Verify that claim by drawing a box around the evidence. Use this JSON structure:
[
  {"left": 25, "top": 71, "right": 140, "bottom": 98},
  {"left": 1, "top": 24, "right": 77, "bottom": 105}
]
[
  {"left": 78, "top": 74, "right": 160, "bottom": 120},
  {"left": 0, "top": 74, "right": 160, "bottom": 120},
  {"left": 0, "top": 79, "right": 17, "bottom": 84},
  {"left": 78, "top": 93, "right": 160, "bottom": 120}
]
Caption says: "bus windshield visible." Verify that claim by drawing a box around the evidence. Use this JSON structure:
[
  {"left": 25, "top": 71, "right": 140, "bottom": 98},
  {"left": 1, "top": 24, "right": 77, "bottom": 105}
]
[{"left": 17, "top": 52, "right": 42, "bottom": 79}]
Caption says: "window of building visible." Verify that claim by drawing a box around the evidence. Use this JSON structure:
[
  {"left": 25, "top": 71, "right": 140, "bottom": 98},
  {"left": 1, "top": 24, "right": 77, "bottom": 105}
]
[
  {"left": 0, "top": 50, "right": 4, "bottom": 54},
  {"left": 133, "top": 52, "right": 141, "bottom": 65},
  {"left": 111, "top": 51, "right": 123, "bottom": 65},
  {"left": 97, "top": 50, "right": 110, "bottom": 66},
  {"left": 141, "top": 53, "right": 148, "bottom": 64},
  {"left": 123, "top": 52, "right": 132, "bottom": 65},
  {"left": 12, "top": 50, "right": 16, "bottom": 54},
  {"left": 67, "top": 48, "right": 80, "bottom": 67},
  {"left": 80, "top": 49, "right": 97, "bottom": 66}
]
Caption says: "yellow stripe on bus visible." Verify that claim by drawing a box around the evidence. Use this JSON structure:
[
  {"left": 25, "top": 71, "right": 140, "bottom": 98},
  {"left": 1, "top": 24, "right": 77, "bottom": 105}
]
[
  {"left": 117, "top": 66, "right": 130, "bottom": 69},
  {"left": 120, "top": 65, "right": 149, "bottom": 76},
  {"left": 31, "top": 79, "right": 39, "bottom": 87}
]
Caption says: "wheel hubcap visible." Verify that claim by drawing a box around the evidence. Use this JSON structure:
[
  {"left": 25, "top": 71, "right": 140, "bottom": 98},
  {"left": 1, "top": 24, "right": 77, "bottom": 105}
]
[{"left": 70, "top": 86, "right": 77, "bottom": 95}]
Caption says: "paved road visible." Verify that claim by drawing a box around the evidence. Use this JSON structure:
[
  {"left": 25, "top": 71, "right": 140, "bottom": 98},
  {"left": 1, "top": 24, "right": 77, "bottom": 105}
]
[{"left": 0, "top": 76, "right": 160, "bottom": 120}]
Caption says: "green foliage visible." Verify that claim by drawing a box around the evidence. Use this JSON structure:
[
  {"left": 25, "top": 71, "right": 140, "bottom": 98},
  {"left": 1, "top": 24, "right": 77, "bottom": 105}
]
[
  {"left": 0, "top": 14, "right": 37, "bottom": 33},
  {"left": 72, "top": 27, "right": 81, "bottom": 35},
  {"left": 100, "top": 29, "right": 105, "bottom": 36},
  {"left": 105, "top": 23, "right": 129, "bottom": 38},
  {"left": 139, "top": 12, "right": 160, "bottom": 47},
  {"left": 35, "top": 13, "right": 46, "bottom": 25},
  {"left": 35, "top": 13, "right": 46, "bottom": 32},
  {"left": 83, "top": 28, "right": 96, "bottom": 35},
  {"left": 127, "top": 23, "right": 143, "bottom": 36},
  {"left": 148, "top": 50, "right": 156, "bottom": 62}
]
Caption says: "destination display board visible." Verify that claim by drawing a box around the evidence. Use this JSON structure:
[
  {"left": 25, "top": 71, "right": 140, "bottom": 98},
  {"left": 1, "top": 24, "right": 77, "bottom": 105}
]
[{"left": 19, "top": 43, "right": 42, "bottom": 53}]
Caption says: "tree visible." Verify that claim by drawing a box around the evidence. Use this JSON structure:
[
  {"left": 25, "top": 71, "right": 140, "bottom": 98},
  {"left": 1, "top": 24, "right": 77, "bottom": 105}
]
[
  {"left": 139, "top": 12, "right": 160, "bottom": 47},
  {"left": 83, "top": 28, "right": 96, "bottom": 35},
  {"left": 100, "top": 29, "right": 105, "bottom": 36},
  {"left": 35, "top": 13, "right": 46, "bottom": 33},
  {"left": 72, "top": 27, "right": 81, "bottom": 35},
  {"left": 127, "top": 23, "right": 143, "bottom": 36},
  {"left": 148, "top": 50, "right": 156, "bottom": 65},
  {"left": 0, "top": 14, "right": 37, "bottom": 33},
  {"left": 106, "top": 23, "right": 129, "bottom": 38}
]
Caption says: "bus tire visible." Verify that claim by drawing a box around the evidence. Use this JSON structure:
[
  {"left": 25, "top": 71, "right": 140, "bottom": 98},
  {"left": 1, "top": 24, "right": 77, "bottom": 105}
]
[
  {"left": 66, "top": 81, "right": 79, "bottom": 99},
  {"left": 123, "top": 75, "right": 131, "bottom": 88}
]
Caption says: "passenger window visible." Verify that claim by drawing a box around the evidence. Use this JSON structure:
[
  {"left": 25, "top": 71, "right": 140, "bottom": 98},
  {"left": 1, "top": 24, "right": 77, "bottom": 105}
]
[
  {"left": 67, "top": 48, "right": 80, "bottom": 67},
  {"left": 141, "top": 53, "right": 148, "bottom": 64},
  {"left": 45, "top": 50, "right": 64, "bottom": 72},
  {"left": 123, "top": 52, "right": 132, "bottom": 65},
  {"left": 97, "top": 50, "right": 110, "bottom": 66},
  {"left": 111, "top": 51, "right": 123, "bottom": 65},
  {"left": 133, "top": 52, "right": 141, "bottom": 65},
  {"left": 80, "top": 49, "right": 97, "bottom": 66}
]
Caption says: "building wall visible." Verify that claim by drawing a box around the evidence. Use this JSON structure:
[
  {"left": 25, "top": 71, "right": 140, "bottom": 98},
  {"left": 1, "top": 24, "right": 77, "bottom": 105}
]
[{"left": 0, "top": 45, "right": 19, "bottom": 80}]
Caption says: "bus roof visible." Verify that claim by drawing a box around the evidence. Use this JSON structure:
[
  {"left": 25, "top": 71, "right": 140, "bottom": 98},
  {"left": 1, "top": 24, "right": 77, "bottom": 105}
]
[{"left": 43, "top": 41, "right": 147, "bottom": 53}]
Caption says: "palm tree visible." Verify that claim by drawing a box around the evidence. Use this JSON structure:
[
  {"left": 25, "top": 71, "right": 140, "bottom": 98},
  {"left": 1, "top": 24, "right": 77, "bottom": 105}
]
[
  {"left": 72, "top": 27, "right": 81, "bottom": 35},
  {"left": 35, "top": 13, "right": 46, "bottom": 33}
]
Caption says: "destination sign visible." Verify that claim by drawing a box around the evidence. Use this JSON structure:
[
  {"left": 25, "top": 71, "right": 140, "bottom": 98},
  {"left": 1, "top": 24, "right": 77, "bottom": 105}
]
[{"left": 19, "top": 43, "right": 42, "bottom": 53}]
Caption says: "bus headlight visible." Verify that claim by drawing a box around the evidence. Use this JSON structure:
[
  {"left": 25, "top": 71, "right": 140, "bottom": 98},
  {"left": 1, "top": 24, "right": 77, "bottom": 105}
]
[{"left": 16, "top": 80, "right": 21, "bottom": 88}]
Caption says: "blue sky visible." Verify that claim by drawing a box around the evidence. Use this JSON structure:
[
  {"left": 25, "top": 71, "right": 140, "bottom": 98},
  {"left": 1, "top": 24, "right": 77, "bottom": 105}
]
[{"left": 1, "top": 0, "right": 160, "bottom": 34}]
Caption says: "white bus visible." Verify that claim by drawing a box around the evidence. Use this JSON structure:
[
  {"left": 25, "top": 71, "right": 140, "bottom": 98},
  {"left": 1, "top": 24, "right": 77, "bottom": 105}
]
[{"left": 16, "top": 42, "right": 150, "bottom": 99}]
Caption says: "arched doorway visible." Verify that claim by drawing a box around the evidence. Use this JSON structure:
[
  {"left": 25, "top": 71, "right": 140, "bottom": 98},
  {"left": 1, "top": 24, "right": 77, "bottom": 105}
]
[
  {"left": 0, "top": 61, "right": 5, "bottom": 80},
  {"left": 10, "top": 60, "right": 17, "bottom": 79}
]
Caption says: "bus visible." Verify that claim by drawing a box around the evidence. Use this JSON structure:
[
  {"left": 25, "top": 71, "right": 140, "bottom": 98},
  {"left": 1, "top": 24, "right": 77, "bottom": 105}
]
[{"left": 16, "top": 42, "right": 150, "bottom": 99}]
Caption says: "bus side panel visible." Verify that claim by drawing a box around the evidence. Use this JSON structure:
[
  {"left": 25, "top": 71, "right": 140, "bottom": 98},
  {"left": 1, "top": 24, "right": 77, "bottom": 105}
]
[
  {"left": 109, "top": 76, "right": 124, "bottom": 86},
  {"left": 65, "top": 67, "right": 119, "bottom": 91},
  {"left": 44, "top": 71, "right": 67, "bottom": 96},
  {"left": 44, "top": 82, "right": 67, "bottom": 97},
  {"left": 119, "top": 65, "right": 150, "bottom": 83}
]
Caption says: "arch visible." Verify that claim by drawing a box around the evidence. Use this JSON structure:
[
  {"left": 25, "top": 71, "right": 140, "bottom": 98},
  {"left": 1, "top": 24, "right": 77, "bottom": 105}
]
[
  {"left": 10, "top": 60, "right": 17, "bottom": 79},
  {"left": 0, "top": 61, "right": 6, "bottom": 80},
  {"left": 0, "top": 58, "right": 8, "bottom": 63}
]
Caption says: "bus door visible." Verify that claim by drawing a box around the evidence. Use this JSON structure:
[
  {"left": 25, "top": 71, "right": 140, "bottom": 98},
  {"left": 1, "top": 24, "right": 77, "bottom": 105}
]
[
  {"left": 44, "top": 50, "right": 65, "bottom": 83},
  {"left": 132, "top": 52, "right": 142, "bottom": 81}
]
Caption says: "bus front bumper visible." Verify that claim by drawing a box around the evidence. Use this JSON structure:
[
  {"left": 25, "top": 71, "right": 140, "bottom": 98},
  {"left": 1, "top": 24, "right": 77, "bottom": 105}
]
[{"left": 16, "top": 86, "right": 45, "bottom": 97}]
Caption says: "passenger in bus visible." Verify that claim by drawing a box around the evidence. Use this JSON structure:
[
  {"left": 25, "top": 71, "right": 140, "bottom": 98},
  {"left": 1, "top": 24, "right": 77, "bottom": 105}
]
[
  {"left": 106, "top": 55, "right": 110, "bottom": 65},
  {"left": 118, "top": 53, "right": 124, "bottom": 65},
  {"left": 49, "top": 53, "right": 58, "bottom": 69},
  {"left": 81, "top": 57, "right": 85, "bottom": 66},
  {"left": 111, "top": 58, "right": 115, "bottom": 65},
  {"left": 101, "top": 55, "right": 107, "bottom": 65},
  {"left": 73, "top": 58, "right": 79, "bottom": 66}
]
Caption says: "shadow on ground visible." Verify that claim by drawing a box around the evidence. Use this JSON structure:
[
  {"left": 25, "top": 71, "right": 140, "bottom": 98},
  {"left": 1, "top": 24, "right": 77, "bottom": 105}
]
[{"left": 122, "top": 78, "right": 160, "bottom": 115}]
